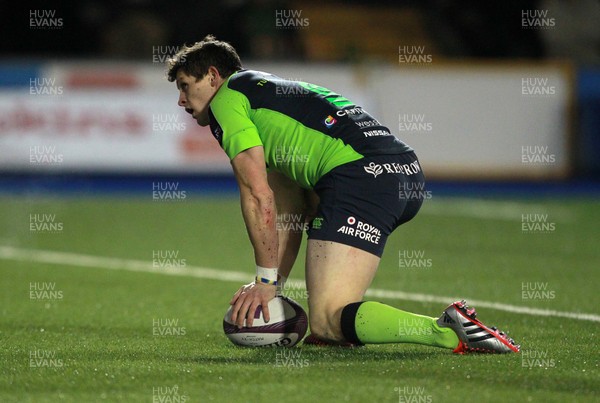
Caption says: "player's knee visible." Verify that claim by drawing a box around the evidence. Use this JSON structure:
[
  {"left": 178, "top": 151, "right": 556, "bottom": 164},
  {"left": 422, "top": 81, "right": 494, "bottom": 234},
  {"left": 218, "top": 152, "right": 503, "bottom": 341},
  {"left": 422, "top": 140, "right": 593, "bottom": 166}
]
[
  {"left": 308, "top": 316, "right": 328, "bottom": 340},
  {"left": 308, "top": 307, "right": 344, "bottom": 342}
]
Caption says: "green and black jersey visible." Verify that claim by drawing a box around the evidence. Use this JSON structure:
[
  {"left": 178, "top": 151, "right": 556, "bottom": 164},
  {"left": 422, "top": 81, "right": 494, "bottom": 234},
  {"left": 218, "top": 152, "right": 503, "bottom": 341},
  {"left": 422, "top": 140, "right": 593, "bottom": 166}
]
[{"left": 208, "top": 69, "right": 412, "bottom": 189}]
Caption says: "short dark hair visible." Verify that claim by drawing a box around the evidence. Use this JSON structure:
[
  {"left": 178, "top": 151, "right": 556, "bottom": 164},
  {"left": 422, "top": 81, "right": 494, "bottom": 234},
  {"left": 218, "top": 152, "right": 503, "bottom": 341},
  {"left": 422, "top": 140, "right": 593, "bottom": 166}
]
[{"left": 167, "top": 35, "right": 242, "bottom": 82}]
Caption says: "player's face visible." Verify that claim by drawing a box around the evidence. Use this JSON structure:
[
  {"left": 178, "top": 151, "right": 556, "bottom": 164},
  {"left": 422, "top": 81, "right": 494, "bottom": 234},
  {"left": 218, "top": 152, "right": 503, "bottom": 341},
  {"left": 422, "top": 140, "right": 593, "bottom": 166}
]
[{"left": 175, "top": 70, "right": 218, "bottom": 126}]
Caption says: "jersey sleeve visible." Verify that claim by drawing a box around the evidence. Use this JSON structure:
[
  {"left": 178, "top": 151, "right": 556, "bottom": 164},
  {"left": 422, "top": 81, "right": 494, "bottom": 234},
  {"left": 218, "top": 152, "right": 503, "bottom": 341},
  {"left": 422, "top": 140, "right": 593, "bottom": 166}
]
[{"left": 209, "top": 84, "right": 262, "bottom": 160}]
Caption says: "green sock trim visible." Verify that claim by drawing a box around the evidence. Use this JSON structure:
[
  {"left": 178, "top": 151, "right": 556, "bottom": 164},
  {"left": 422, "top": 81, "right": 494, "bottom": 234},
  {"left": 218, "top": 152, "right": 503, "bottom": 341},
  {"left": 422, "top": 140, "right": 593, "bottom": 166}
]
[{"left": 354, "top": 301, "right": 459, "bottom": 349}]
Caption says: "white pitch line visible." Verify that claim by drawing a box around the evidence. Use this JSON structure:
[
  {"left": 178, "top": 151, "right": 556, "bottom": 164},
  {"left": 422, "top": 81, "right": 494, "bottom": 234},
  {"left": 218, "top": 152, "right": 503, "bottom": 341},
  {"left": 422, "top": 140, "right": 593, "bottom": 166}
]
[{"left": 1, "top": 245, "right": 598, "bottom": 323}]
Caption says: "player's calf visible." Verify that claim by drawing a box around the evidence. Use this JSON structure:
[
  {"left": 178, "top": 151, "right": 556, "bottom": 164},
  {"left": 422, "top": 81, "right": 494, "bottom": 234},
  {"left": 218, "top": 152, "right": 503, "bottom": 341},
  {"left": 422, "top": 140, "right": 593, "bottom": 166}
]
[{"left": 339, "top": 301, "right": 459, "bottom": 349}]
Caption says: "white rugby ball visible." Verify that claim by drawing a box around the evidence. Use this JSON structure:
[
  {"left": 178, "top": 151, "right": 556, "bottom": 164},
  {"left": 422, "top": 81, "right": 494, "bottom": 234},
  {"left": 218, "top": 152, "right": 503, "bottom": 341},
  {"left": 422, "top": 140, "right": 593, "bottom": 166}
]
[{"left": 223, "top": 296, "right": 308, "bottom": 347}]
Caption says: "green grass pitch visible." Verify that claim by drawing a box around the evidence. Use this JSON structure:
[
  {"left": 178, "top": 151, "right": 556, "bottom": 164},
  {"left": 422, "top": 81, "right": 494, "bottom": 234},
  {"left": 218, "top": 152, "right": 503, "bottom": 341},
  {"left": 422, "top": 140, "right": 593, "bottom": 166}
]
[{"left": 0, "top": 195, "right": 599, "bottom": 402}]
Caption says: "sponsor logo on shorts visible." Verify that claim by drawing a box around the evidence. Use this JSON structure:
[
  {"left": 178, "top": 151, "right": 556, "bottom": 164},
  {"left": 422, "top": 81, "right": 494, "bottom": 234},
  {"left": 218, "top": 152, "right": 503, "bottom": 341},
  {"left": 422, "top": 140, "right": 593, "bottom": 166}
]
[
  {"left": 337, "top": 216, "right": 381, "bottom": 245},
  {"left": 311, "top": 217, "right": 323, "bottom": 230},
  {"left": 363, "top": 160, "right": 421, "bottom": 177}
]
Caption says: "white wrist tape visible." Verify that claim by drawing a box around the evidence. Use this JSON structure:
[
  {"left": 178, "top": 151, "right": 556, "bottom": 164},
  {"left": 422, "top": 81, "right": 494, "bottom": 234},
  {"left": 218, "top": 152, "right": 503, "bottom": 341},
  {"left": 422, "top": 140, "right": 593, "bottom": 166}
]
[{"left": 256, "top": 265, "right": 278, "bottom": 285}]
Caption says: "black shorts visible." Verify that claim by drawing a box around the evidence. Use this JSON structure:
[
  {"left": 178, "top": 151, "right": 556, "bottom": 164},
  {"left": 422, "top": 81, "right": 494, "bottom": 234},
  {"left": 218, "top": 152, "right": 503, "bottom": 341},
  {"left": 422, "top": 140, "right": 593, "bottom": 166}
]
[{"left": 307, "top": 152, "right": 426, "bottom": 257}]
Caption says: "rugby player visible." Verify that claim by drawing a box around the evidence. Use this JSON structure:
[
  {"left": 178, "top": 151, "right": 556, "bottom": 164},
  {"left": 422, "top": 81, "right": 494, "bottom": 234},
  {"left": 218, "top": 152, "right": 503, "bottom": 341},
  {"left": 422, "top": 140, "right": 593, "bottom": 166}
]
[{"left": 167, "top": 35, "right": 519, "bottom": 353}]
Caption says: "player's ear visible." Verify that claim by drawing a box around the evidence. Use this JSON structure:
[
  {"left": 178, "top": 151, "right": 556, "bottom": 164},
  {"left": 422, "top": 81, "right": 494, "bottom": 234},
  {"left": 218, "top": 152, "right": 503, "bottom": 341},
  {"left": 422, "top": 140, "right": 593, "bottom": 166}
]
[{"left": 207, "top": 66, "right": 221, "bottom": 86}]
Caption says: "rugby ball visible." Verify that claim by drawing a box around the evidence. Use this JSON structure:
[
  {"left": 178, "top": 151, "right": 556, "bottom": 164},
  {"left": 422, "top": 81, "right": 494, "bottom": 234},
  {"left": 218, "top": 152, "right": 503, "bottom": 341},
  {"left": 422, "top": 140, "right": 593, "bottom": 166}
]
[{"left": 223, "top": 296, "right": 308, "bottom": 347}]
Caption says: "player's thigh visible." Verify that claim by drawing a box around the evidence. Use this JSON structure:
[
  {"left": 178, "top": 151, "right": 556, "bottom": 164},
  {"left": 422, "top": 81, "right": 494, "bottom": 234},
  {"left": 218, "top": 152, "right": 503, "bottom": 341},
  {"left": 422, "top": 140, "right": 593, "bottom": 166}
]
[{"left": 305, "top": 239, "right": 379, "bottom": 326}]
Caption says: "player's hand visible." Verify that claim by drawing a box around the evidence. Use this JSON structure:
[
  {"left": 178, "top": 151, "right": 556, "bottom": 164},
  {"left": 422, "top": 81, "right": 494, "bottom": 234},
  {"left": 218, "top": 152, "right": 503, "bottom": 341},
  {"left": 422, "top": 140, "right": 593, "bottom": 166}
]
[{"left": 229, "top": 282, "right": 276, "bottom": 328}]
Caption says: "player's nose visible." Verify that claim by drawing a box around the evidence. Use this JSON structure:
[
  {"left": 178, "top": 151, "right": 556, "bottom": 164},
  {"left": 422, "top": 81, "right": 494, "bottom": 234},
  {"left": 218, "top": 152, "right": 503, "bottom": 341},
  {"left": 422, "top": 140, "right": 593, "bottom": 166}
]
[{"left": 177, "top": 92, "right": 186, "bottom": 107}]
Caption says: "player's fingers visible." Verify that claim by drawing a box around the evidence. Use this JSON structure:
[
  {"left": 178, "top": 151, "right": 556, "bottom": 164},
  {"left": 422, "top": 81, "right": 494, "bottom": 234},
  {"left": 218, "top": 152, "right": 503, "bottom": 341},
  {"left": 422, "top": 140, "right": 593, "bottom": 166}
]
[
  {"left": 229, "top": 287, "right": 244, "bottom": 305},
  {"left": 230, "top": 292, "right": 247, "bottom": 324},
  {"left": 261, "top": 299, "right": 270, "bottom": 323},
  {"left": 246, "top": 299, "right": 261, "bottom": 328},
  {"left": 236, "top": 298, "right": 254, "bottom": 328}
]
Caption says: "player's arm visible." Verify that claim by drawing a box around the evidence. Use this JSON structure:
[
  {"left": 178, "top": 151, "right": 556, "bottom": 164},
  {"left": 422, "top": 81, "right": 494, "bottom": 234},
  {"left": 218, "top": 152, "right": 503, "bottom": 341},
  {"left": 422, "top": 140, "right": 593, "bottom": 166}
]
[
  {"left": 210, "top": 85, "right": 279, "bottom": 327},
  {"left": 229, "top": 145, "right": 278, "bottom": 328},
  {"left": 267, "top": 171, "right": 315, "bottom": 283},
  {"left": 233, "top": 145, "right": 278, "bottom": 268}
]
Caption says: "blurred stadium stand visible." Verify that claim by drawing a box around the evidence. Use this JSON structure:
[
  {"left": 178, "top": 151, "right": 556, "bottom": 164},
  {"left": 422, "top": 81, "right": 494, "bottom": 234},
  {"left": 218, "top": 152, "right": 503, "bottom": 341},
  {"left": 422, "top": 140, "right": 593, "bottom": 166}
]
[{"left": 1, "top": 1, "right": 599, "bottom": 194}]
